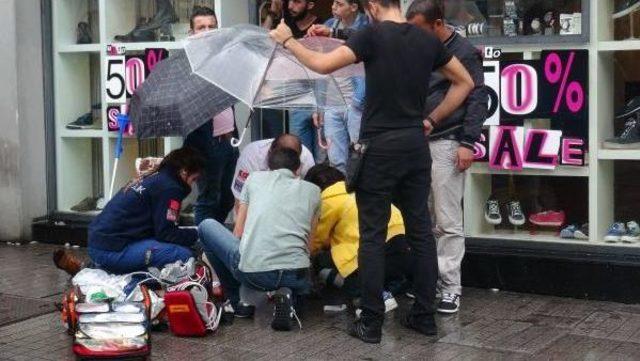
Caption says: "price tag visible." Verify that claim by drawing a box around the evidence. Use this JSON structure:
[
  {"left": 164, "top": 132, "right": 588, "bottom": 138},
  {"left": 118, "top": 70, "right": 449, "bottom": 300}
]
[{"left": 105, "top": 55, "right": 126, "bottom": 104}]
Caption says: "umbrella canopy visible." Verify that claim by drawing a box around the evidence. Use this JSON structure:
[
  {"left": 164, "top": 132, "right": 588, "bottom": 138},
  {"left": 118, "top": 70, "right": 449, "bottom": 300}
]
[
  {"left": 184, "top": 24, "right": 364, "bottom": 111},
  {"left": 129, "top": 50, "right": 237, "bottom": 139}
]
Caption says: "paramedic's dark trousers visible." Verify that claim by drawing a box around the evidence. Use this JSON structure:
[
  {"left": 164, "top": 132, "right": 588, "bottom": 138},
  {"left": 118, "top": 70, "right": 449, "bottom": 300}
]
[{"left": 355, "top": 128, "right": 437, "bottom": 326}]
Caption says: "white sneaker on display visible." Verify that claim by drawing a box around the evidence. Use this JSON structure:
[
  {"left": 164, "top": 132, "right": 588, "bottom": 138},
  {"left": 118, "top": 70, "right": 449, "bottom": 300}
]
[{"left": 622, "top": 221, "right": 640, "bottom": 243}]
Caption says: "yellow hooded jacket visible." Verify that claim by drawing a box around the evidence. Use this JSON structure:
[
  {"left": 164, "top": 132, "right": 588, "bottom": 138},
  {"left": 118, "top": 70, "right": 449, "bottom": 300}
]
[{"left": 311, "top": 181, "right": 405, "bottom": 278}]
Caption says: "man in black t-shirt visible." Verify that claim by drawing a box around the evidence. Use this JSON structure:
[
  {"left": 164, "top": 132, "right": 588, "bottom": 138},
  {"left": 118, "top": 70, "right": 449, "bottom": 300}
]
[{"left": 270, "top": 0, "right": 473, "bottom": 343}]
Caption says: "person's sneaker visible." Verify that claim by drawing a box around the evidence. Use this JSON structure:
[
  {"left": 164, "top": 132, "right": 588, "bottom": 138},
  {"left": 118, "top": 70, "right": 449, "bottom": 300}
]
[
  {"left": 604, "top": 222, "right": 626, "bottom": 243},
  {"left": 603, "top": 119, "right": 640, "bottom": 149},
  {"left": 401, "top": 313, "right": 438, "bottom": 336},
  {"left": 574, "top": 223, "right": 589, "bottom": 240},
  {"left": 437, "top": 293, "right": 460, "bottom": 314},
  {"left": 383, "top": 291, "right": 398, "bottom": 313},
  {"left": 485, "top": 199, "right": 502, "bottom": 225},
  {"left": 622, "top": 221, "right": 640, "bottom": 243},
  {"left": 507, "top": 201, "right": 525, "bottom": 226},
  {"left": 53, "top": 249, "right": 83, "bottom": 276},
  {"left": 235, "top": 302, "right": 255, "bottom": 318},
  {"left": 560, "top": 224, "right": 578, "bottom": 239},
  {"left": 271, "top": 287, "right": 301, "bottom": 331},
  {"left": 529, "top": 210, "right": 566, "bottom": 227},
  {"left": 348, "top": 319, "right": 382, "bottom": 344}
]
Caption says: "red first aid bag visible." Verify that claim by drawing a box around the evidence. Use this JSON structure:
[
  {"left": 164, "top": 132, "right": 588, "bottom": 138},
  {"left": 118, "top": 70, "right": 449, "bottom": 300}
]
[{"left": 164, "top": 290, "right": 207, "bottom": 337}]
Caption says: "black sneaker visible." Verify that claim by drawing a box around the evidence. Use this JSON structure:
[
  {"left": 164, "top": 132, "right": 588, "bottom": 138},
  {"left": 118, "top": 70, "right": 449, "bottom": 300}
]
[
  {"left": 402, "top": 313, "right": 438, "bottom": 336},
  {"left": 437, "top": 293, "right": 461, "bottom": 314},
  {"left": 603, "top": 119, "right": 640, "bottom": 149},
  {"left": 507, "top": 201, "right": 525, "bottom": 226},
  {"left": 348, "top": 319, "right": 382, "bottom": 344},
  {"left": 235, "top": 302, "right": 255, "bottom": 318},
  {"left": 485, "top": 199, "right": 502, "bottom": 225},
  {"left": 271, "top": 287, "right": 300, "bottom": 331}
]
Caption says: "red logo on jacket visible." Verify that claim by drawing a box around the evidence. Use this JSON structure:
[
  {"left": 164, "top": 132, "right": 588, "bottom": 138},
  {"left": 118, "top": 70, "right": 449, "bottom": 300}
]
[{"left": 166, "top": 199, "right": 181, "bottom": 223}]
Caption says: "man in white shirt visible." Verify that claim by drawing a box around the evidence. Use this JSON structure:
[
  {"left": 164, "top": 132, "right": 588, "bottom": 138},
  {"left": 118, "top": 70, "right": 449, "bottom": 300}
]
[{"left": 232, "top": 134, "right": 315, "bottom": 211}]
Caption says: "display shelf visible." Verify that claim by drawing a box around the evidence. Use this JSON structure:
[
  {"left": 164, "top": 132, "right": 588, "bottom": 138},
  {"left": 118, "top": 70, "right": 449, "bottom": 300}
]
[
  {"left": 52, "top": 0, "right": 100, "bottom": 47},
  {"left": 598, "top": 149, "right": 640, "bottom": 160},
  {"left": 469, "top": 231, "right": 586, "bottom": 244},
  {"left": 597, "top": 40, "right": 640, "bottom": 51},
  {"left": 60, "top": 129, "right": 104, "bottom": 138},
  {"left": 56, "top": 138, "right": 103, "bottom": 212},
  {"left": 57, "top": 44, "right": 102, "bottom": 54},
  {"left": 468, "top": 163, "right": 590, "bottom": 177},
  {"left": 106, "top": 41, "right": 185, "bottom": 52}
]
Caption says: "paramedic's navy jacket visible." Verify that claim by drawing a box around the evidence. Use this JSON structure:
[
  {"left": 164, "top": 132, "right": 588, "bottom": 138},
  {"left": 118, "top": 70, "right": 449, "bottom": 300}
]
[{"left": 89, "top": 166, "right": 198, "bottom": 252}]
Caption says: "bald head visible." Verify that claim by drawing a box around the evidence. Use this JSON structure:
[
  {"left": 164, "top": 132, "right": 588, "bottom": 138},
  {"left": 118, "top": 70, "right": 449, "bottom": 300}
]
[{"left": 271, "top": 134, "right": 303, "bottom": 155}]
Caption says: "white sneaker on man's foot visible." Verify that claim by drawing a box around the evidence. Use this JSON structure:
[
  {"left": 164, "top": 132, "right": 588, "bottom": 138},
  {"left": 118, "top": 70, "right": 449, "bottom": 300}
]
[{"left": 437, "top": 293, "right": 460, "bottom": 314}]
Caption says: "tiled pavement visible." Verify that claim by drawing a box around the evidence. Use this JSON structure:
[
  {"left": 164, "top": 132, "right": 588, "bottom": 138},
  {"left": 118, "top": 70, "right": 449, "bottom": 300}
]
[{"left": 1, "top": 243, "right": 640, "bottom": 360}]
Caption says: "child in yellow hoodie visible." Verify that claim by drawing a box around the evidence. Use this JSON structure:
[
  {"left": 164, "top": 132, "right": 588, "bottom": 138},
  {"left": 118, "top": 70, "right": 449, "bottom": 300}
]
[{"left": 305, "top": 164, "right": 412, "bottom": 310}]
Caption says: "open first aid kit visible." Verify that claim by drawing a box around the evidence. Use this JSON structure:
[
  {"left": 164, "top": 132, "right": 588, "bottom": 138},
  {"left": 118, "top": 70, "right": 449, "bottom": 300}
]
[
  {"left": 60, "top": 258, "right": 227, "bottom": 359},
  {"left": 61, "top": 285, "right": 152, "bottom": 360}
]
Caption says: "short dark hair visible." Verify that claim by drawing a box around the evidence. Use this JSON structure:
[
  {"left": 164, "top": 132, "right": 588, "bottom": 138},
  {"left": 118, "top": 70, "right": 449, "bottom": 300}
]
[
  {"left": 190, "top": 6, "right": 217, "bottom": 30},
  {"left": 406, "top": 0, "right": 444, "bottom": 22},
  {"left": 304, "top": 164, "right": 345, "bottom": 191},
  {"left": 267, "top": 147, "right": 301, "bottom": 173},
  {"left": 360, "top": 0, "right": 401, "bottom": 8}
]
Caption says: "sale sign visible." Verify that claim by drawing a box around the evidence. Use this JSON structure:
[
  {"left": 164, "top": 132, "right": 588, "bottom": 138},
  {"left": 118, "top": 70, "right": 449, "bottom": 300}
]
[
  {"left": 477, "top": 126, "right": 586, "bottom": 171},
  {"left": 105, "top": 47, "right": 169, "bottom": 104},
  {"left": 481, "top": 49, "right": 588, "bottom": 126}
]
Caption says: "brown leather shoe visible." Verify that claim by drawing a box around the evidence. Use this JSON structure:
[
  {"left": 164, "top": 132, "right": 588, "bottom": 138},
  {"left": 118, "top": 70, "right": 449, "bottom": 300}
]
[{"left": 53, "top": 249, "right": 83, "bottom": 276}]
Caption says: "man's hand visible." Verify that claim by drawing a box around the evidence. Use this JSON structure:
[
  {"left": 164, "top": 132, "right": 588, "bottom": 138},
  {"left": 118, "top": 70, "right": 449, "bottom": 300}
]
[
  {"left": 270, "top": 0, "right": 283, "bottom": 15},
  {"left": 423, "top": 118, "right": 434, "bottom": 136},
  {"left": 456, "top": 146, "right": 474, "bottom": 171},
  {"left": 307, "top": 24, "right": 331, "bottom": 37},
  {"left": 270, "top": 19, "right": 294, "bottom": 45},
  {"left": 312, "top": 112, "right": 323, "bottom": 128}
]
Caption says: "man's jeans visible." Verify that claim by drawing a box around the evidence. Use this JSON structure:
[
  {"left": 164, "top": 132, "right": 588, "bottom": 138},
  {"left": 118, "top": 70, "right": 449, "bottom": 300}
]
[
  {"left": 428, "top": 140, "right": 465, "bottom": 296},
  {"left": 89, "top": 239, "right": 193, "bottom": 275},
  {"left": 198, "top": 219, "right": 310, "bottom": 307},
  {"left": 184, "top": 122, "right": 239, "bottom": 225},
  {"left": 289, "top": 110, "right": 315, "bottom": 157},
  {"left": 355, "top": 128, "right": 437, "bottom": 326},
  {"left": 324, "top": 106, "right": 362, "bottom": 174}
]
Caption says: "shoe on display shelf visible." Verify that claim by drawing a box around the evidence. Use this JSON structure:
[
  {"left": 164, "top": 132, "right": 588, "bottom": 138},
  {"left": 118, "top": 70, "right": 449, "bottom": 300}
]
[
  {"left": 113, "top": 0, "right": 178, "bottom": 42},
  {"left": 485, "top": 199, "right": 502, "bottom": 225},
  {"left": 615, "top": 96, "right": 640, "bottom": 119},
  {"left": 622, "top": 221, "right": 640, "bottom": 243},
  {"left": 613, "top": 0, "right": 640, "bottom": 19},
  {"left": 560, "top": 224, "right": 578, "bottom": 239},
  {"left": 76, "top": 22, "right": 92, "bottom": 44},
  {"left": 529, "top": 210, "right": 566, "bottom": 227},
  {"left": 604, "top": 222, "right": 626, "bottom": 243},
  {"left": 603, "top": 119, "right": 640, "bottom": 149},
  {"left": 70, "top": 197, "right": 98, "bottom": 212},
  {"left": 437, "top": 293, "right": 460, "bottom": 314},
  {"left": 66, "top": 104, "right": 101, "bottom": 130},
  {"left": 506, "top": 200, "right": 525, "bottom": 226},
  {"left": 574, "top": 223, "right": 589, "bottom": 240}
]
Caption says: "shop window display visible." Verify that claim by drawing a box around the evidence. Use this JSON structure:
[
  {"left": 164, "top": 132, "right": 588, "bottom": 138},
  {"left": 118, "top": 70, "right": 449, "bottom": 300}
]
[
  {"left": 106, "top": 0, "right": 216, "bottom": 43},
  {"left": 443, "top": 0, "right": 583, "bottom": 39}
]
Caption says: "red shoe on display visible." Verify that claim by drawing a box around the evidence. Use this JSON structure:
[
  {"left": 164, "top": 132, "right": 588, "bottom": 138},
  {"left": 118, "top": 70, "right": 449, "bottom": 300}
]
[{"left": 529, "top": 211, "right": 566, "bottom": 227}]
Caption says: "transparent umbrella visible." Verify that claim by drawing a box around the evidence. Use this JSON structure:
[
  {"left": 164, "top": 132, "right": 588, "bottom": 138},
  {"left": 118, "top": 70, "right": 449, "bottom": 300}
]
[{"left": 184, "top": 24, "right": 364, "bottom": 145}]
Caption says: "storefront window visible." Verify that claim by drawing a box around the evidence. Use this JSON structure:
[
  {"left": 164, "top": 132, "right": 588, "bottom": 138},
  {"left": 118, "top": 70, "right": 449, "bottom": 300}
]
[{"left": 443, "top": 0, "right": 585, "bottom": 42}]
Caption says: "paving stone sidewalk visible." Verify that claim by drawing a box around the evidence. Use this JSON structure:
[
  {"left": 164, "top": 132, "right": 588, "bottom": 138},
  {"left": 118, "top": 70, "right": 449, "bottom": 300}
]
[{"left": 1, "top": 243, "right": 640, "bottom": 360}]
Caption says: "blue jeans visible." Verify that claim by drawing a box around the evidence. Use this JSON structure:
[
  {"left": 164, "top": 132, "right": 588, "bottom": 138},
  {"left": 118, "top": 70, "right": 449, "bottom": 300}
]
[
  {"left": 88, "top": 239, "right": 193, "bottom": 274},
  {"left": 184, "top": 122, "right": 239, "bottom": 225},
  {"left": 288, "top": 110, "right": 315, "bottom": 157},
  {"left": 198, "top": 219, "right": 310, "bottom": 307},
  {"left": 323, "top": 107, "right": 362, "bottom": 174}
]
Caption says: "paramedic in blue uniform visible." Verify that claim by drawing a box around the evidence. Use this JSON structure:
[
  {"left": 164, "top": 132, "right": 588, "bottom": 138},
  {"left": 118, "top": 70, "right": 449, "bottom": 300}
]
[{"left": 54, "top": 147, "right": 204, "bottom": 275}]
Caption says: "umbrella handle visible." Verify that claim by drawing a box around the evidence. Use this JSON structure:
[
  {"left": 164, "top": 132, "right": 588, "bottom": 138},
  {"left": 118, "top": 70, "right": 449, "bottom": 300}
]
[
  {"left": 317, "top": 127, "right": 330, "bottom": 150},
  {"left": 231, "top": 127, "right": 247, "bottom": 148}
]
